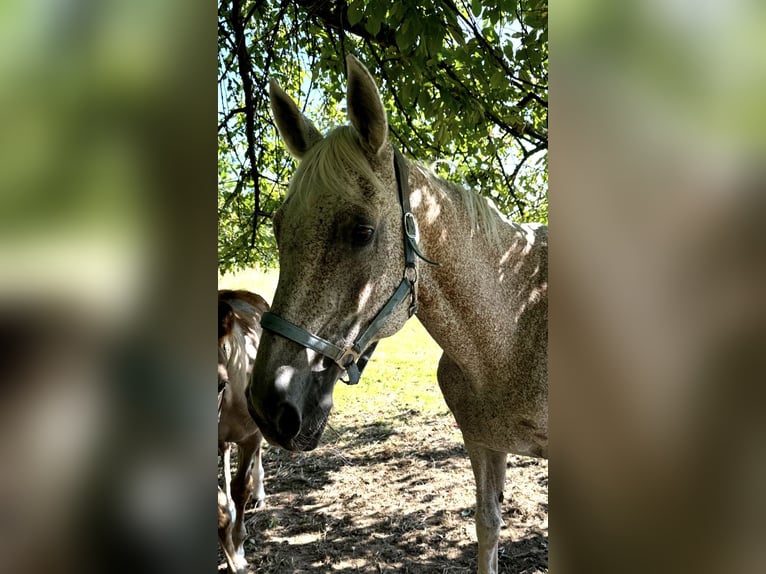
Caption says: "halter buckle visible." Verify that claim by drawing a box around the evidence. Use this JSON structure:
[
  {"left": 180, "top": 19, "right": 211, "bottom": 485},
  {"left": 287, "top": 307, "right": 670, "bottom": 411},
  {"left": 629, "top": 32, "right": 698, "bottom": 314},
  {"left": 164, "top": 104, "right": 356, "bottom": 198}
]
[
  {"left": 336, "top": 346, "right": 361, "bottom": 370},
  {"left": 403, "top": 212, "right": 418, "bottom": 240}
]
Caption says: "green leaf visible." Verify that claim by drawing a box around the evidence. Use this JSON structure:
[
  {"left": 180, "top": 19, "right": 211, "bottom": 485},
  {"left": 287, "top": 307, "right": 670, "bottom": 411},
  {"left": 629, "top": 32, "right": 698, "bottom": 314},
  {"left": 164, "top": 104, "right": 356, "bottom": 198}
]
[
  {"left": 471, "top": 0, "right": 482, "bottom": 17},
  {"left": 399, "top": 80, "right": 411, "bottom": 105},
  {"left": 366, "top": 16, "right": 382, "bottom": 36},
  {"left": 396, "top": 20, "right": 417, "bottom": 52},
  {"left": 389, "top": 2, "right": 404, "bottom": 20},
  {"left": 371, "top": 1, "right": 387, "bottom": 23},
  {"left": 491, "top": 68, "right": 506, "bottom": 89},
  {"left": 501, "top": 0, "right": 518, "bottom": 14},
  {"left": 347, "top": 2, "right": 365, "bottom": 26},
  {"left": 426, "top": 29, "right": 442, "bottom": 57}
]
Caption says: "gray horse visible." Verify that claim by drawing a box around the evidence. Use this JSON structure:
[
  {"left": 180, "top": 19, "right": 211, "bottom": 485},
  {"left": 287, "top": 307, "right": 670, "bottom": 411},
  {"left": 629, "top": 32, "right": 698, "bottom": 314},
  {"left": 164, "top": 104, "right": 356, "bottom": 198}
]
[{"left": 248, "top": 55, "right": 547, "bottom": 574}]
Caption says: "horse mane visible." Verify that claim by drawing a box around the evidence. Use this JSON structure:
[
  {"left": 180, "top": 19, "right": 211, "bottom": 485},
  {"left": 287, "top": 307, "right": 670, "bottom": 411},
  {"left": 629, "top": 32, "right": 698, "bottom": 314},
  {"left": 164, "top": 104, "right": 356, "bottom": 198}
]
[
  {"left": 414, "top": 163, "right": 502, "bottom": 245},
  {"left": 218, "top": 290, "right": 270, "bottom": 336},
  {"left": 286, "top": 125, "right": 387, "bottom": 212},
  {"left": 287, "top": 125, "right": 502, "bottom": 243}
]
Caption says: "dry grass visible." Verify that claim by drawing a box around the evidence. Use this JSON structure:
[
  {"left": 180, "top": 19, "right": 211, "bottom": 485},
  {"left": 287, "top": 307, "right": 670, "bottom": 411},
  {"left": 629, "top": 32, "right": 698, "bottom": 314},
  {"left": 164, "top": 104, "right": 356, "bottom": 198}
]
[{"left": 218, "top": 269, "right": 548, "bottom": 573}]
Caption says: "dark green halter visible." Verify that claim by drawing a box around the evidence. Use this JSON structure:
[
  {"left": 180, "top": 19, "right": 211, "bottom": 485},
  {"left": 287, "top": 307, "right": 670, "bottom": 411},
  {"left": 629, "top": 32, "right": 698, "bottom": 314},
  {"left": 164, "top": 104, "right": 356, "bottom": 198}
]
[{"left": 260, "top": 147, "right": 437, "bottom": 385}]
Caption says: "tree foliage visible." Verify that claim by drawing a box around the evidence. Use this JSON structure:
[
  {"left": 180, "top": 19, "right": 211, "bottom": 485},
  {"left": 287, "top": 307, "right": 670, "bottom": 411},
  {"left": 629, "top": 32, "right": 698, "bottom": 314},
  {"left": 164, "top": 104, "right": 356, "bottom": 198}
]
[{"left": 218, "top": 0, "right": 548, "bottom": 272}]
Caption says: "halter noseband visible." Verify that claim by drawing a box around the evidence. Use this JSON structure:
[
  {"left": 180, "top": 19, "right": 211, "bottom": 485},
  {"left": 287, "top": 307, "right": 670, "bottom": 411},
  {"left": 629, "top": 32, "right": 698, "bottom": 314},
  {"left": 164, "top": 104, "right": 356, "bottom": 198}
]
[{"left": 260, "top": 147, "right": 437, "bottom": 385}]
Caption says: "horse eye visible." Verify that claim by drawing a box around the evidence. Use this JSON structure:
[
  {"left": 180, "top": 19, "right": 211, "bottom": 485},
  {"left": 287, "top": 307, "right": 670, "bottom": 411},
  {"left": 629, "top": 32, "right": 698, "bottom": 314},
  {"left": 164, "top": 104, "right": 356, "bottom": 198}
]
[{"left": 351, "top": 224, "right": 375, "bottom": 246}]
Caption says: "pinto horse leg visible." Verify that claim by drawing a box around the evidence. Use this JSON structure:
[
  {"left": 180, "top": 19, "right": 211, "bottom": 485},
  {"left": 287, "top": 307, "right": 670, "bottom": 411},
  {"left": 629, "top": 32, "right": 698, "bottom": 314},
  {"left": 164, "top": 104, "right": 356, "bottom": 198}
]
[
  {"left": 218, "top": 486, "right": 241, "bottom": 574},
  {"left": 219, "top": 441, "right": 249, "bottom": 573},
  {"left": 465, "top": 440, "right": 508, "bottom": 574},
  {"left": 230, "top": 435, "right": 262, "bottom": 565},
  {"left": 220, "top": 441, "right": 233, "bottom": 500},
  {"left": 251, "top": 431, "right": 266, "bottom": 508}
]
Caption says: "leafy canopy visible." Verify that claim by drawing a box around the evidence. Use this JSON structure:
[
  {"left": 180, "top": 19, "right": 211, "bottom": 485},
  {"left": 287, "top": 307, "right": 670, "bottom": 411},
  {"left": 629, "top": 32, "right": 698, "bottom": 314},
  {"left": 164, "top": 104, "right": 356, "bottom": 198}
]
[{"left": 218, "top": 0, "right": 548, "bottom": 272}]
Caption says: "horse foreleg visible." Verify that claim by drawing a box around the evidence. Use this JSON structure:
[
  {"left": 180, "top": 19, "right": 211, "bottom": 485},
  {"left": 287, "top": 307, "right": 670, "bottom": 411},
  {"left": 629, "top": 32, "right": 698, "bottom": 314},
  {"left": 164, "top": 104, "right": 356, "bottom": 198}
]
[
  {"left": 219, "top": 440, "right": 250, "bottom": 573},
  {"left": 220, "top": 441, "right": 233, "bottom": 500},
  {"left": 251, "top": 431, "right": 266, "bottom": 508},
  {"left": 218, "top": 486, "right": 242, "bottom": 574},
  {"left": 465, "top": 441, "right": 507, "bottom": 574},
  {"left": 230, "top": 435, "right": 262, "bottom": 560}
]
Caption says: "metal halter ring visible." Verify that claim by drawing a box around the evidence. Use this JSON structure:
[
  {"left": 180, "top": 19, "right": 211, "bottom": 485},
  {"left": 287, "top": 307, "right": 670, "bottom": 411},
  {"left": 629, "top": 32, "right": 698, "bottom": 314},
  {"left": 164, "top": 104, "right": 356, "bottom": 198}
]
[
  {"left": 404, "top": 265, "right": 418, "bottom": 285},
  {"left": 336, "top": 346, "right": 361, "bottom": 370}
]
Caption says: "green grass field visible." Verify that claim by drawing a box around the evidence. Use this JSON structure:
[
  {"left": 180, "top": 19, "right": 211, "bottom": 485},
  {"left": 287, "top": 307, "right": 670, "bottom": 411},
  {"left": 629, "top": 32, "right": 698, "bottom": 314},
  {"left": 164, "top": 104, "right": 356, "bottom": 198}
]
[{"left": 219, "top": 268, "right": 450, "bottom": 420}]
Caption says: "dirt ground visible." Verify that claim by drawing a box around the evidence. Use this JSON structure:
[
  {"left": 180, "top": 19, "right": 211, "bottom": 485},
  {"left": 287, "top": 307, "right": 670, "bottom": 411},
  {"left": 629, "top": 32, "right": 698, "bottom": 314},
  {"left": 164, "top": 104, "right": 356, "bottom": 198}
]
[{"left": 219, "top": 409, "right": 548, "bottom": 573}]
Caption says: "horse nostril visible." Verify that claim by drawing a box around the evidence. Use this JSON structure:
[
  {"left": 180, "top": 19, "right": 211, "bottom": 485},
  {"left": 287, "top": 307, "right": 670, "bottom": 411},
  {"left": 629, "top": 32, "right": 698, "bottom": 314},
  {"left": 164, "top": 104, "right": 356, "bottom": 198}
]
[{"left": 275, "top": 403, "right": 302, "bottom": 440}]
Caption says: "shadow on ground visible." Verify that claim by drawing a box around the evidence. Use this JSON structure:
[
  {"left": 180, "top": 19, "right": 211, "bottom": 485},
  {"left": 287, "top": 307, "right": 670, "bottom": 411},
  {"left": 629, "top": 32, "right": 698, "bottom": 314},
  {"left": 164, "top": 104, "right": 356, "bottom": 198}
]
[{"left": 220, "top": 417, "right": 548, "bottom": 573}]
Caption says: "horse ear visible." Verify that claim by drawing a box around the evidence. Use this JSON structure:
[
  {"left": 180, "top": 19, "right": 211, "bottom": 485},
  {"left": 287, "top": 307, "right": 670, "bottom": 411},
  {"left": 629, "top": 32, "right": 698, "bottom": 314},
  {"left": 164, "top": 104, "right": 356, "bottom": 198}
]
[
  {"left": 269, "top": 79, "right": 323, "bottom": 159},
  {"left": 346, "top": 54, "right": 388, "bottom": 155}
]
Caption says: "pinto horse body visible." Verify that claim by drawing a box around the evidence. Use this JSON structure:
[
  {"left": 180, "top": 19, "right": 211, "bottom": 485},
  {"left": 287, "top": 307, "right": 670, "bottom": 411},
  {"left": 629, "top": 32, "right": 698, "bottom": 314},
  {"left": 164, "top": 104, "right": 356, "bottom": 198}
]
[
  {"left": 248, "top": 56, "right": 547, "bottom": 574},
  {"left": 218, "top": 290, "right": 269, "bottom": 573}
]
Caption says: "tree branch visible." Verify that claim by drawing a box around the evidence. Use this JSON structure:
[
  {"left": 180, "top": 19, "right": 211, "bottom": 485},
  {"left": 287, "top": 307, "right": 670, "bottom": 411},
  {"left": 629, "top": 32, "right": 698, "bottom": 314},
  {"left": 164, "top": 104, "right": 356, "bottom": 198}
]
[
  {"left": 493, "top": 148, "right": 528, "bottom": 217},
  {"left": 294, "top": 0, "right": 398, "bottom": 48},
  {"left": 365, "top": 39, "right": 440, "bottom": 156},
  {"left": 229, "top": 0, "right": 260, "bottom": 240},
  {"left": 446, "top": 0, "right": 547, "bottom": 91},
  {"left": 436, "top": 61, "right": 547, "bottom": 147},
  {"left": 217, "top": 106, "right": 246, "bottom": 131}
]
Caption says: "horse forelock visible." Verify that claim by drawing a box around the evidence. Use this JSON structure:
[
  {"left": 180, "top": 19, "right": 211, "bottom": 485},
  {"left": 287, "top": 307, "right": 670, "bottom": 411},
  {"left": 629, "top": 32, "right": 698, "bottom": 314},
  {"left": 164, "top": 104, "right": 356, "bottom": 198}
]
[{"left": 286, "top": 126, "right": 390, "bottom": 214}]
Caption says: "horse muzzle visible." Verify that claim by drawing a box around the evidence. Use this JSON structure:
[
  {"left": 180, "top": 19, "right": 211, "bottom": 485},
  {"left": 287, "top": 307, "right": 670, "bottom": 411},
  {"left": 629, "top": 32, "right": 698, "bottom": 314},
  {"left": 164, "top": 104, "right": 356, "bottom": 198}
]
[
  {"left": 247, "top": 398, "right": 327, "bottom": 451},
  {"left": 247, "top": 344, "right": 337, "bottom": 451}
]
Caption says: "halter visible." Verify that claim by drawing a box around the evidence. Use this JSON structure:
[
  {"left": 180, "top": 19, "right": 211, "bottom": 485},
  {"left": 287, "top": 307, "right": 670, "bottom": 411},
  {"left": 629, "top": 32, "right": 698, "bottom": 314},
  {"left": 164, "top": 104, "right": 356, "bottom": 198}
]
[{"left": 260, "top": 147, "right": 437, "bottom": 385}]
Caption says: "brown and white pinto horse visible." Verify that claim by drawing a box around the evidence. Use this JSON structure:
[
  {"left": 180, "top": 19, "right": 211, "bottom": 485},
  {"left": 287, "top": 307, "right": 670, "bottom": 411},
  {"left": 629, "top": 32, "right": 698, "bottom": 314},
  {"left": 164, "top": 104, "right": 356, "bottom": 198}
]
[
  {"left": 218, "top": 290, "right": 269, "bottom": 573},
  {"left": 248, "top": 55, "right": 547, "bottom": 574}
]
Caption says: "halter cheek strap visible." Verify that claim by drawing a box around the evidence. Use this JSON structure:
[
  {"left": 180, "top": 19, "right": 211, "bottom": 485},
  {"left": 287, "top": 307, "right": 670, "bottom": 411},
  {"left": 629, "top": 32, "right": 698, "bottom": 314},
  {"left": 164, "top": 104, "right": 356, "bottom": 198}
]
[{"left": 260, "top": 146, "right": 437, "bottom": 385}]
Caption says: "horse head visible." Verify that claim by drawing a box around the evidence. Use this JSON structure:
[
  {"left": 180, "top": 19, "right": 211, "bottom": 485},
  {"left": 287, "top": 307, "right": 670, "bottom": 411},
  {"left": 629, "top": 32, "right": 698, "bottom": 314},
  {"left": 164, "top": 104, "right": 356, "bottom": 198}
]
[{"left": 247, "top": 56, "right": 415, "bottom": 451}]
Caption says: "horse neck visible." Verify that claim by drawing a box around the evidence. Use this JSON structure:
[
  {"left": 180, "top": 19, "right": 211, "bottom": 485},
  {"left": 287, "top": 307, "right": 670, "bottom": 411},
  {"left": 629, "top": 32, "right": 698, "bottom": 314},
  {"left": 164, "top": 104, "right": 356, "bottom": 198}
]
[{"left": 408, "top": 164, "right": 547, "bottom": 365}]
